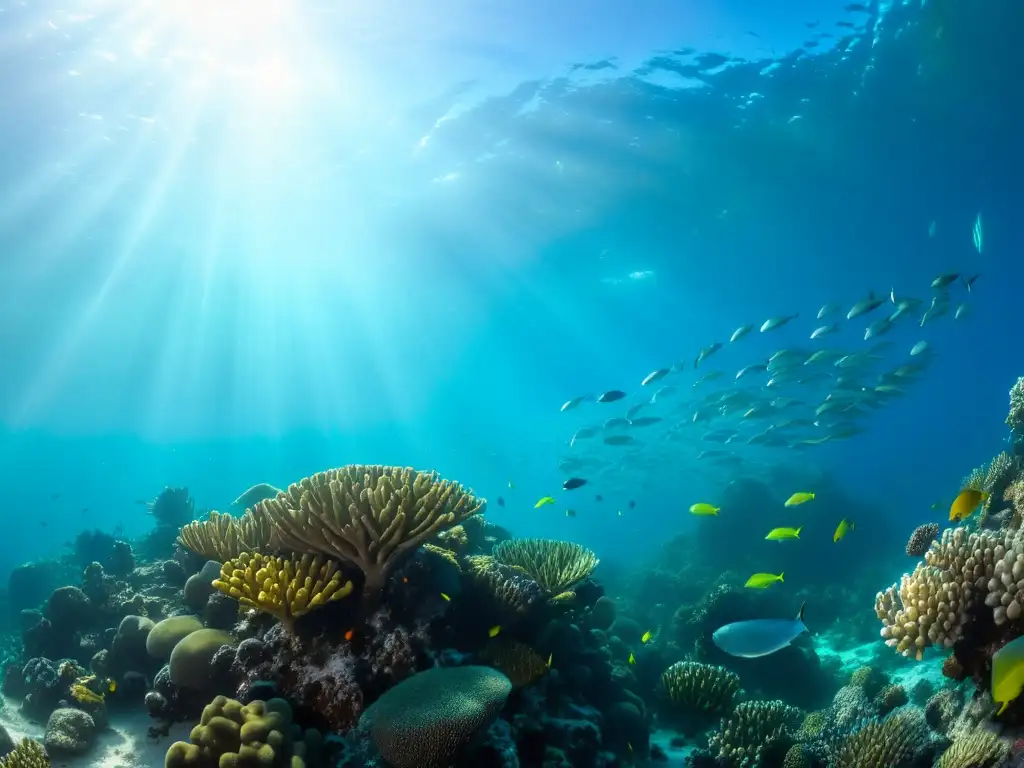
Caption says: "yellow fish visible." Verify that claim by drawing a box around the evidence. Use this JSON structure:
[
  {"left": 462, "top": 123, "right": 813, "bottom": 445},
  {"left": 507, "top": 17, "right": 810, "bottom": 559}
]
[
  {"left": 547, "top": 653, "right": 553, "bottom": 668},
  {"left": 108, "top": 680, "right": 117, "bottom": 693},
  {"left": 833, "top": 518, "right": 854, "bottom": 543},
  {"left": 641, "top": 630, "right": 653, "bottom": 644},
  {"left": 690, "top": 503, "right": 720, "bottom": 516},
  {"left": 744, "top": 572, "right": 784, "bottom": 589},
  {"left": 488, "top": 625, "right": 502, "bottom": 638},
  {"left": 765, "top": 526, "right": 802, "bottom": 541},
  {"left": 993, "top": 635, "right": 1024, "bottom": 714},
  {"left": 628, "top": 652, "right": 636, "bottom": 665},
  {"left": 535, "top": 496, "right": 555, "bottom": 509},
  {"left": 440, "top": 593, "right": 451, "bottom": 601},
  {"left": 784, "top": 492, "right": 815, "bottom": 507},
  {"left": 950, "top": 488, "right": 987, "bottom": 522}
]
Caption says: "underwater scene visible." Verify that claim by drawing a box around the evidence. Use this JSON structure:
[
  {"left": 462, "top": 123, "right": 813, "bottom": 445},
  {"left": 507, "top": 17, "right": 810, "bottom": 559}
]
[{"left": 1, "top": 0, "right": 1023, "bottom": 766}]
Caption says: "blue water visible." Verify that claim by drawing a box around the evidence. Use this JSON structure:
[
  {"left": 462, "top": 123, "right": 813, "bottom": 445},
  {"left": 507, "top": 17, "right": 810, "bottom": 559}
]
[{"left": 0, "top": 0, "right": 1020, "bottom": 588}]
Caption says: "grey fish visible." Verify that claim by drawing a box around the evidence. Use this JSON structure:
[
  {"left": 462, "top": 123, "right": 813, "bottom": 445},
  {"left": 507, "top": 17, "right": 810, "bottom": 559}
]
[
  {"left": 910, "top": 341, "right": 929, "bottom": 356},
  {"left": 625, "top": 403, "right": 646, "bottom": 420},
  {"left": 693, "top": 371, "right": 724, "bottom": 388},
  {"left": 760, "top": 314, "right": 799, "bottom": 333},
  {"left": 641, "top": 368, "right": 670, "bottom": 387},
  {"left": 736, "top": 362, "right": 768, "bottom": 381},
  {"left": 603, "top": 435, "right": 636, "bottom": 446},
  {"left": 810, "top": 323, "right": 838, "bottom": 339},
  {"left": 695, "top": 342, "right": 723, "bottom": 367},
  {"left": 629, "top": 416, "right": 663, "bottom": 428},
  {"left": 930, "top": 272, "right": 959, "bottom": 289},
  {"left": 712, "top": 603, "right": 808, "bottom": 658},
  {"left": 817, "top": 302, "right": 841, "bottom": 319},
  {"left": 864, "top": 317, "right": 893, "bottom": 341},
  {"left": 232, "top": 483, "right": 283, "bottom": 508},
  {"left": 560, "top": 395, "right": 589, "bottom": 412},
  {"left": 598, "top": 390, "right": 627, "bottom": 403},
  {"left": 730, "top": 324, "right": 754, "bottom": 343},
  {"left": 603, "top": 417, "right": 631, "bottom": 431},
  {"left": 651, "top": 385, "right": 677, "bottom": 403},
  {"left": 847, "top": 293, "right": 884, "bottom": 320}
]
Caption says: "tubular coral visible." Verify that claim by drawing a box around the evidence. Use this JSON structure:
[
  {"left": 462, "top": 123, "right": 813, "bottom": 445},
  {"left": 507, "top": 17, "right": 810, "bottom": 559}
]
[
  {"left": 212, "top": 552, "right": 354, "bottom": 632},
  {"left": 259, "top": 466, "right": 485, "bottom": 600},
  {"left": 490, "top": 538, "right": 599, "bottom": 599},
  {"left": 876, "top": 525, "right": 1024, "bottom": 659}
]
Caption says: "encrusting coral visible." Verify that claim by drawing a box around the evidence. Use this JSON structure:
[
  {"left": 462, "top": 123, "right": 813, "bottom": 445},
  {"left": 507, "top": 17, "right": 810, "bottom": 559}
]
[
  {"left": 490, "top": 538, "right": 599, "bottom": 601},
  {"left": 935, "top": 729, "right": 1008, "bottom": 768},
  {"left": 0, "top": 738, "right": 49, "bottom": 768},
  {"left": 708, "top": 700, "right": 800, "bottom": 767},
  {"left": 212, "top": 552, "right": 354, "bottom": 632},
  {"left": 660, "top": 660, "right": 742, "bottom": 716},
  {"left": 258, "top": 466, "right": 485, "bottom": 600}
]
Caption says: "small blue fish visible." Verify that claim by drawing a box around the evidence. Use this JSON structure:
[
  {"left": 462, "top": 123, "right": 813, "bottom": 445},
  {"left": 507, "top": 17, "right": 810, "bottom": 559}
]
[{"left": 712, "top": 603, "right": 808, "bottom": 658}]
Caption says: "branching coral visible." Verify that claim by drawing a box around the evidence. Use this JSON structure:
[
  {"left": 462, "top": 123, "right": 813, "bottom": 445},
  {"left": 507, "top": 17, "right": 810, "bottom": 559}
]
[
  {"left": 963, "top": 452, "right": 1017, "bottom": 524},
  {"left": 874, "top": 526, "right": 1024, "bottom": 659},
  {"left": 0, "top": 739, "right": 49, "bottom": 768},
  {"left": 212, "top": 552, "right": 354, "bottom": 632},
  {"left": 708, "top": 700, "right": 800, "bottom": 767},
  {"left": 935, "top": 729, "right": 1008, "bottom": 768},
  {"left": 490, "top": 538, "right": 598, "bottom": 601},
  {"left": 177, "top": 509, "right": 276, "bottom": 562},
  {"left": 661, "top": 661, "right": 742, "bottom": 716},
  {"left": 259, "top": 466, "right": 484, "bottom": 600},
  {"left": 833, "top": 709, "right": 929, "bottom": 767},
  {"left": 906, "top": 523, "right": 939, "bottom": 557}
]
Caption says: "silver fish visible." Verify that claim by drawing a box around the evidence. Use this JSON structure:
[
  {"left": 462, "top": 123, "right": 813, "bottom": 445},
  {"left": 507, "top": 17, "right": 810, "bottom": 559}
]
[
  {"left": 693, "top": 371, "right": 724, "bottom": 388},
  {"left": 625, "top": 403, "right": 645, "bottom": 420},
  {"left": 955, "top": 303, "right": 970, "bottom": 320},
  {"left": 810, "top": 324, "right": 838, "bottom": 339},
  {"left": 736, "top": 363, "right": 768, "bottom": 381},
  {"left": 910, "top": 341, "right": 929, "bottom": 356},
  {"left": 695, "top": 343, "right": 723, "bottom": 367},
  {"left": 817, "top": 303, "right": 841, "bottom": 319},
  {"left": 569, "top": 427, "right": 598, "bottom": 447},
  {"left": 888, "top": 297, "right": 923, "bottom": 322},
  {"left": 629, "top": 416, "right": 662, "bottom": 428},
  {"left": 730, "top": 324, "right": 754, "bottom": 343},
  {"left": 651, "top": 385, "right": 677, "bottom": 403},
  {"left": 603, "top": 435, "right": 636, "bottom": 446},
  {"left": 847, "top": 293, "right": 884, "bottom": 320},
  {"left": 560, "top": 396, "right": 588, "bottom": 412},
  {"left": 930, "top": 272, "right": 959, "bottom": 289},
  {"left": 603, "top": 417, "right": 631, "bottom": 431},
  {"left": 921, "top": 296, "right": 949, "bottom": 327},
  {"left": 641, "top": 368, "right": 670, "bottom": 387},
  {"left": 864, "top": 317, "right": 893, "bottom": 341},
  {"left": 712, "top": 603, "right": 808, "bottom": 658},
  {"left": 760, "top": 314, "right": 799, "bottom": 333}
]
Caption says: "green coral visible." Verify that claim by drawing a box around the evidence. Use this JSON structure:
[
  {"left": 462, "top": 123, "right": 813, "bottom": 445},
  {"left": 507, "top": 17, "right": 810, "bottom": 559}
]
[
  {"left": 661, "top": 661, "right": 741, "bottom": 716},
  {"left": 0, "top": 739, "right": 48, "bottom": 768},
  {"left": 164, "top": 695, "right": 319, "bottom": 768},
  {"left": 874, "top": 684, "right": 908, "bottom": 716},
  {"left": 849, "top": 665, "right": 889, "bottom": 698},
  {"left": 936, "top": 730, "right": 1008, "bottom": 768},
  {"left": 490, "top": 538, "right": 598, "bottom": 600},
  {"left": 359, "top": 666, "right": 512, "bottom": 768},
  {"left": 212, "top": 552, "right": 354, "bottom": 632},
  {"left": 797, "top": 711, "right": 827, "bottom": 740},
  {"left": 708, "top": 700, "right": 801, "bottom": 767},
  {"left": 782, "top": 745, "right": 811, "bottom": 768},
  {"left": 833, "top": 709, "right": 928, "bottom": 768}
]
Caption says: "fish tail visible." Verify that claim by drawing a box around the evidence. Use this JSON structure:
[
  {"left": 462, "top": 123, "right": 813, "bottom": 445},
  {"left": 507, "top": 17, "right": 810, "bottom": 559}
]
[
  {"left": 795, "top": 526, "right": 802, "bottom": 537},
  {"left": 778, "top": 572, "right": 784, "bottom": 582},
  {"left": 796, "top": 601, "right": 806, "bottom": 624}
]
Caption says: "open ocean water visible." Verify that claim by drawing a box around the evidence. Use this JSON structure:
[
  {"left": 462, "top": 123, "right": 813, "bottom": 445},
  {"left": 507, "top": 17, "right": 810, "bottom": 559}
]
[{"left": 0, "top": 0, "right": 1022, "bottom": 766}]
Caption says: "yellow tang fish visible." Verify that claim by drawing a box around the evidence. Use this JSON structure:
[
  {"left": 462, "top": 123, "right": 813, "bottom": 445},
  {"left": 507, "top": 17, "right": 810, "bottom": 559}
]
[
  {"left": 535, "top": 496, "right": 555, "bottom": 509},
  {"left": 641, "top": 630, "right": 653, "bottom": 644},
  {"left": 784, "top": 492, "right": 815, "bottom": 507},
  {"left": 628, "top": 652, "right": 636, "bottom": 665},
  {"left": 745, "top": 572, "right": 784, "bottom": 589},
  {"left": 833, "top": 518, "right": 854, "bottom": 543},
  {"left": 547, "top": 653, "right": 553, "bottom": 668},
  {"left": 440, "top": 593, "right": 451, "bottom": 602},
  {"left": 765, "top": 526, "right": 802, "bottom": 541},
  {"left": 488, "top": 625, "right": 502, "bottom": 638},
  {"left": 107, "top": 680, "right": 117, "bottom": 693},
  {"left": 690, "top": 503, "right": 720, "bottom": 516},
  {"left": 950, "top": 488, "right": 987, "bottom": 522},
  {"left": 993, "top": 635, "right": 1024, "bottom": 714}
]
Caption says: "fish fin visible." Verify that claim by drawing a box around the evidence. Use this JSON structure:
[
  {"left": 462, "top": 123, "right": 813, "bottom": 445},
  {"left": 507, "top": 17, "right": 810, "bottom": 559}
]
[
  {"left": 998, "top": 700, "right": 1009, "bottom": 716},
  {"left": 796, "top": 601, "right": 806, "bottom": 624},
  {"left": 779, "top": 572, "right": 784, "bottom": 582},
  {"left": 796, "top": 526, "right": 802, "bottom": 537}
]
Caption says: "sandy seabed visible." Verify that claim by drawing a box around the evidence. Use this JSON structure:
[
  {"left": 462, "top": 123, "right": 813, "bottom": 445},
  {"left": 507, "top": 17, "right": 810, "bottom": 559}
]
[{"left": 0, "top": 695, "right": 191, "bottom": 768}]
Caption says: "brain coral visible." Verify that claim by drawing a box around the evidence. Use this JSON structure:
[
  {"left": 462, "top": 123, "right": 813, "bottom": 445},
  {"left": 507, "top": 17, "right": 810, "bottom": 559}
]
[
  {"left": 147, "top": 616, "right": 204, "bottom": 660},
  {"left": 168, "top": 629, "right": 235, "bottom": 689},
  {"left": 360, "top": 665, "right": 512, "bottom": 768}
]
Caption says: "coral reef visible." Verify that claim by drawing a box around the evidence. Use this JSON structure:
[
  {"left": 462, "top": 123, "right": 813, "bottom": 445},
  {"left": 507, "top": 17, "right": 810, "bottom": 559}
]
[
  {"left": 660, "top": 661, "right": 741, "bottom": 721},
  {"left": 706, "top": 700, "right": 801, "bottom": 766},
  {"left": 0, "top": 738, "right": 48, "bottom": 768},
  {"left": 490, "top": 539, "right": 599, "bottom": 601},
  {"left": 832, "top": 708, "right": 930, "bottom": 767}
]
